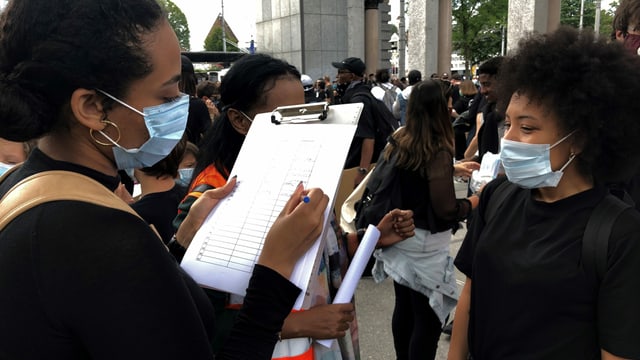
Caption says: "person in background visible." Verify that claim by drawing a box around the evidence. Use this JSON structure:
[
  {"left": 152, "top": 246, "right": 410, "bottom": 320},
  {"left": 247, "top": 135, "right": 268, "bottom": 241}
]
[
  {"left": 301, "top": 74, "right": 315, "bottom": 103},
  {"left": 176, "top": 140, "right": 199, "bottom": 188},
  {"left": 332, "top": 57, "right": 389, "bottom": 187},
  {"left": 195, "top": 80, "right": 221, "bottom": 120},
  {"left": 452, "top": 80, "right": 479, "bottom": 161},
  {"left": 0, "top": 137, "right": 35, "bottom": 175},
  {"left": 393, "top": 70, "right": 422, "bottom": 126},
  {"left": 611, "top": 0, "right": 640, "bottom": 209},
  {"left": 613, "top": 0, "right": 640, "bottom": 54},
  {"left": 180, "top": 55, "right": 212, "bottom": 145},
  {"left": 373, "top": 80, "right": 480, "bottom": 360},
  {"left": 314, "top": 77, "right": 331, "bottom": 103},
  {"left": 449, "top": 26, "right": 640, "bottom": 360},
  {"left": 463, "top": 56, "right": 505, "bottom": 163},
  {"left": 0, "top": 0, "right": 331, "bottom": 358},
  {"left": 131, "top": 137, "right": 188, "bottom": 244},
  {"left": 371, "top": 68, "right": 400, "bottom": 112}
]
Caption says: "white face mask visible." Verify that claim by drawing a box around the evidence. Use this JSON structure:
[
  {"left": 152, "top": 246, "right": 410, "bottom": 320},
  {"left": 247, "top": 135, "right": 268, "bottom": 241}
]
[
  {"left": 500, "top": 131, "right": 576, "bottom": 189},
  {"left": 0, "top": 162, "right": 15, "bottom": 177}
]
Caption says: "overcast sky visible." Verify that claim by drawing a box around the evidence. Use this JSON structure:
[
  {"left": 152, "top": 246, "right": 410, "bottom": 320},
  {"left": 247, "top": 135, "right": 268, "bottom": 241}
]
[
  {"left": 0, "top": 0, "right": 616, "bottom": 51},
  {"left": 171, "top": 0, "right": 257, "bottom": 51},
  {"left": 172, "top": 0, "right": 616, "bottom": 52}
]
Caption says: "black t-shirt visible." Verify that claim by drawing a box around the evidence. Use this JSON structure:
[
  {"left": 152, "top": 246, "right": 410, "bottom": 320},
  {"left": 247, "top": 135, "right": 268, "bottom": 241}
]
[
  {"left": 342, "top": 82, "right": 378, "bottom": 169},
  {"left": 131, "top": 184, "right": 187, "bottom": 244},
  {"left": 0, "top": 148, "right": 300, "bottom": 359},
  {"left": 455, "top": 177, "right": 640, "bottom": 359}
]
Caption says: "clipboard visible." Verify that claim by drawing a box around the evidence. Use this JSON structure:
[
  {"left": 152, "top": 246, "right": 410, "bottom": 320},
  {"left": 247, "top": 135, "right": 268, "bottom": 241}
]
[{"left": 180, "top": 102, "right": 363, "bottom": 309}]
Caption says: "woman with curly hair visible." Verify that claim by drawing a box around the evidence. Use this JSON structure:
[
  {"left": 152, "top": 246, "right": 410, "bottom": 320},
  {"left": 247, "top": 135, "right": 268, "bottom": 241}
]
[{"left": 449, "top": 27, "right": 640, "bottom": 360}]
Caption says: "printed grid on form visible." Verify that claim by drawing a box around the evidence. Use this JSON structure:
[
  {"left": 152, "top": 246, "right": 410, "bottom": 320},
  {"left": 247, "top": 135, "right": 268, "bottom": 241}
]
[{"left": 195, "top": 140, "right": 321, "bottom": 273}]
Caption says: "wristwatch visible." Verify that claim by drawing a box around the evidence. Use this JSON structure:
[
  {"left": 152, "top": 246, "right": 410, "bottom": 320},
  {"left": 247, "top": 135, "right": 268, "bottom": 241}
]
[{"left": 357, "top": 167, "right": 368, "bottom": 175}]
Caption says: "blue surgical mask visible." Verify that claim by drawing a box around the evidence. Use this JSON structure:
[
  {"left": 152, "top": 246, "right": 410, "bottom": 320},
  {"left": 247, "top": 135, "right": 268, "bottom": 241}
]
[
  {"left": 176, "top": 167, "right": 194, "bottom": 187},
  {"left": 97, "top": 90, "right": 189, "bottom": 170},
  {"left": 500, "top": 131, "right": 575, "bottom": 189},
  {"left": 0, "top": 162, "right": 14, "bottom": 177}
]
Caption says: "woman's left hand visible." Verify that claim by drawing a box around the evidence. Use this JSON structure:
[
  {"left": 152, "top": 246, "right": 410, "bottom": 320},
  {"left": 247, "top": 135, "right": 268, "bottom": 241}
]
[
  {"left": 175, "top": 176, "right": 237, "bottom": 248},
  {"left": 376, "top": 209, "right": 415, "bottom": 248},
  {"left": 281, "top": 303, "right": 355, "bottom": 340}
]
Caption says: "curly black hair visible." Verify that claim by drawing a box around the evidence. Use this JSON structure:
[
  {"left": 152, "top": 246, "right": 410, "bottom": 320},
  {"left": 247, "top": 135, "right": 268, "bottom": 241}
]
[
  {"left": 0, "top": 0, "right": 165, "bottom": 142},
  {"left": 496, "top": 26, "right": 640, "bottom": 184}
]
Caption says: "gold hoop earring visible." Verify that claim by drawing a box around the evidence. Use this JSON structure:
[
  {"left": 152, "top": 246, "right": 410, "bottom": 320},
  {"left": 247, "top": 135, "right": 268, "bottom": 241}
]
[{"left": 89, "top": 120, "right": 121, "bottom": 146}]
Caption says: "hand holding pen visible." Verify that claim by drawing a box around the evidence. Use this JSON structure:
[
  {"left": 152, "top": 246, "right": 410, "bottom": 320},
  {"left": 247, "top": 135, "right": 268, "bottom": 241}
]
[{"left": 258, "top": 182, "right": 329, "bottom": 279}]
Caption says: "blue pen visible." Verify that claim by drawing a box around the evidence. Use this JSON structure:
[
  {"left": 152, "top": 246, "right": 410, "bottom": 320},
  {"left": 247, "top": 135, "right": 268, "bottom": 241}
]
[{"left": 303, "top": 195, "right": 310, "bottom": 203}]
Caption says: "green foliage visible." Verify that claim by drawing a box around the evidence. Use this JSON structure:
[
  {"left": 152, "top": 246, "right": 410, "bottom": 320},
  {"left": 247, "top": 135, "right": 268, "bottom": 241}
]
[
  {"left": 204, "top": 27, "right": 239, "bottom": 52},
  {"left": 389, "top": 24, "right": 399, "bottom": 35},
  {"left": 561, "top": 0, "right": 617, "bottom": 39},
  {"left": 452, "top": 1, "right": 618, "bottom": 75},
  {"left": 452, "top": 0, "right": 508, "bottom": 76},
  {"left": 158, "top": 0, "right": 190, "bottom": 51}
]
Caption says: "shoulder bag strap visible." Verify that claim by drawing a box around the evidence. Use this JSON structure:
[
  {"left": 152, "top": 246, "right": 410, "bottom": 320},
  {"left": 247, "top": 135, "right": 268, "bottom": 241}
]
[
  {"left": 582, "top": 194, "right": 631, "bottom": 283},
  {"left": 0, "top": 170, "right": 141, "bottom": 230}
]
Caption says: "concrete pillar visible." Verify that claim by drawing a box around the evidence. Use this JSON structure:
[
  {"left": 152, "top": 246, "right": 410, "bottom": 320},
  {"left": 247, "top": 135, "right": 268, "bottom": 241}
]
[
  {"left": 398, "top": 0, "right": 406, "bottom": 77},
  {"left": 365, "top": 0, "right": 379, "bottom": 78},
  {"left": 437, "top": 0, "right": 452, "bottom": 76},
  {"left": 407, "top": 0, "right": 439, "bottom": 78},
  {"left": 507, "top": 0, "right": 561, "bottom": 54},
  {"left": 347, "top": 0, "right": 366, "bottom": 62},
  {"left": 548, "top": 0, "right": 561, "bottom": 32}
]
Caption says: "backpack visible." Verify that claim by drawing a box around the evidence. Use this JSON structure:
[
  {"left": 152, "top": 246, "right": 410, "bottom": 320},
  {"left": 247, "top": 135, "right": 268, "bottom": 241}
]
[
  {"left": 350, "top": 88, "right": 399, "bottom": 160},
  {"left": 378, "top": 84, "right": 398, "bottom": 112},
  {"left": 354, "top": 148, "right": 402, "bottom": 229},
  {"left": 485, "top": 180, "right": 632, "bottom": 283}
]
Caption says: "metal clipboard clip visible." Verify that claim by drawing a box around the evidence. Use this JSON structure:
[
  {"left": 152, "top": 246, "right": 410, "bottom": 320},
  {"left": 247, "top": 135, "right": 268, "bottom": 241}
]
[{"left": 270, "top": 102, "right": 329, "bottom": 125}]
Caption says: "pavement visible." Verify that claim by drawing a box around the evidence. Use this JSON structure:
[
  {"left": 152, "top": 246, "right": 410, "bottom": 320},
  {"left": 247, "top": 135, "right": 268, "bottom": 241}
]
[{"left": 353, "top": 179, "right": 469, "bottom": 360}]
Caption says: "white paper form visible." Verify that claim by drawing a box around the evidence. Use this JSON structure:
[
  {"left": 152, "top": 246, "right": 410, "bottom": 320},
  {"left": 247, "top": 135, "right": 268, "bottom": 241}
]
[{"left": 181, "top": 103, "right": 363, "bottom": 309}]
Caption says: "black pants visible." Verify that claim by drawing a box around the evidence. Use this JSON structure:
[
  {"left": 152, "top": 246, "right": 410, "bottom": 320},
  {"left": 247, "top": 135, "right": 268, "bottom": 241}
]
[
  {"left": 392, "top": 281, "right": 442, "bottom": 360},
  {"left": 454, "top": 126, "right": 468, "bottom": 160}
]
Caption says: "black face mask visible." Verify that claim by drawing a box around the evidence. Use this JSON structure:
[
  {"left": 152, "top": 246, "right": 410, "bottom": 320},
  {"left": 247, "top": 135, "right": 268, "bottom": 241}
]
[{"left": 624, "top": 33, "right": 640, "bottom": 56}]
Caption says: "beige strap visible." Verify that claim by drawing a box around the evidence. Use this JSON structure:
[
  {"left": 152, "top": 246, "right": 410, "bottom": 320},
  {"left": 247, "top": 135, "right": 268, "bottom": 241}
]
[{"left": 0, "top": 170, "right": 140, "bottom": 230}]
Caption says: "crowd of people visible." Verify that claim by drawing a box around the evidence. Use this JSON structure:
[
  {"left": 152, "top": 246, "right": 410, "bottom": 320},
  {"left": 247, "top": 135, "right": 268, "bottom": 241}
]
[{"left": 1, "top": 0, "right": 640, "bottom": 359}]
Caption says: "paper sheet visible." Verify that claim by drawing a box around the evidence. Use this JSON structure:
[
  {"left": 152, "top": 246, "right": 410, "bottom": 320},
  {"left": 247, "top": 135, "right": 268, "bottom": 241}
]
[{"left": 181, "top": 103, "right": 363, "bottom": 309}]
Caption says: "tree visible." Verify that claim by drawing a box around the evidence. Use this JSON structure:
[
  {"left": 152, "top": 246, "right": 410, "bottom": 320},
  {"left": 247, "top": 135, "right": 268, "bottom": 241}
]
[
  {"left": 452, "top": 0, "right": 508, "bottom": 76},
  {"left": 561, "top": 0, "right": 617, "bottom": 39},
  {"left": 204, "top": 27, "right": 239, "bottom": 52},
  {"left": 157, "top": 0, "right": 190, "bottom": 51}
]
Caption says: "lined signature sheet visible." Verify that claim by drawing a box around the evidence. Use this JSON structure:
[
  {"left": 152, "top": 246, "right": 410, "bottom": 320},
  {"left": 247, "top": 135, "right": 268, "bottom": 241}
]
[{"left": 181, "top": 103, "right": 362, "bottom": 308}]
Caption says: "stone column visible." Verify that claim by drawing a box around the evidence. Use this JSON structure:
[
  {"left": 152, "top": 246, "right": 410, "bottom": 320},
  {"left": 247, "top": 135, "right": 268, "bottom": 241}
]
[
  {"left": 365, "top": 0, "right": 380, "bottom": 77},
  {"left": 408, "top": 0, "right": 440, "bottom": 77},
  {"left": 438, "top": 0, "right": 452, "bottom": 76},
  {"left": 507, "top": 0, "right": 561, "bottom": 53},
  {"left": 398, "top": 0, "right": 406, "bottom": 77}
]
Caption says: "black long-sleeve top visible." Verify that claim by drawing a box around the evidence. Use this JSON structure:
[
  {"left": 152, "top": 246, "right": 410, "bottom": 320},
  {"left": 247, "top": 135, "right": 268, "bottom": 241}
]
[
  {"left": 398, "top": 150, "right": 471, "bottom": 232},
  {"left": 0, "top": 148, "right": 300, "bottom": 360}
]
